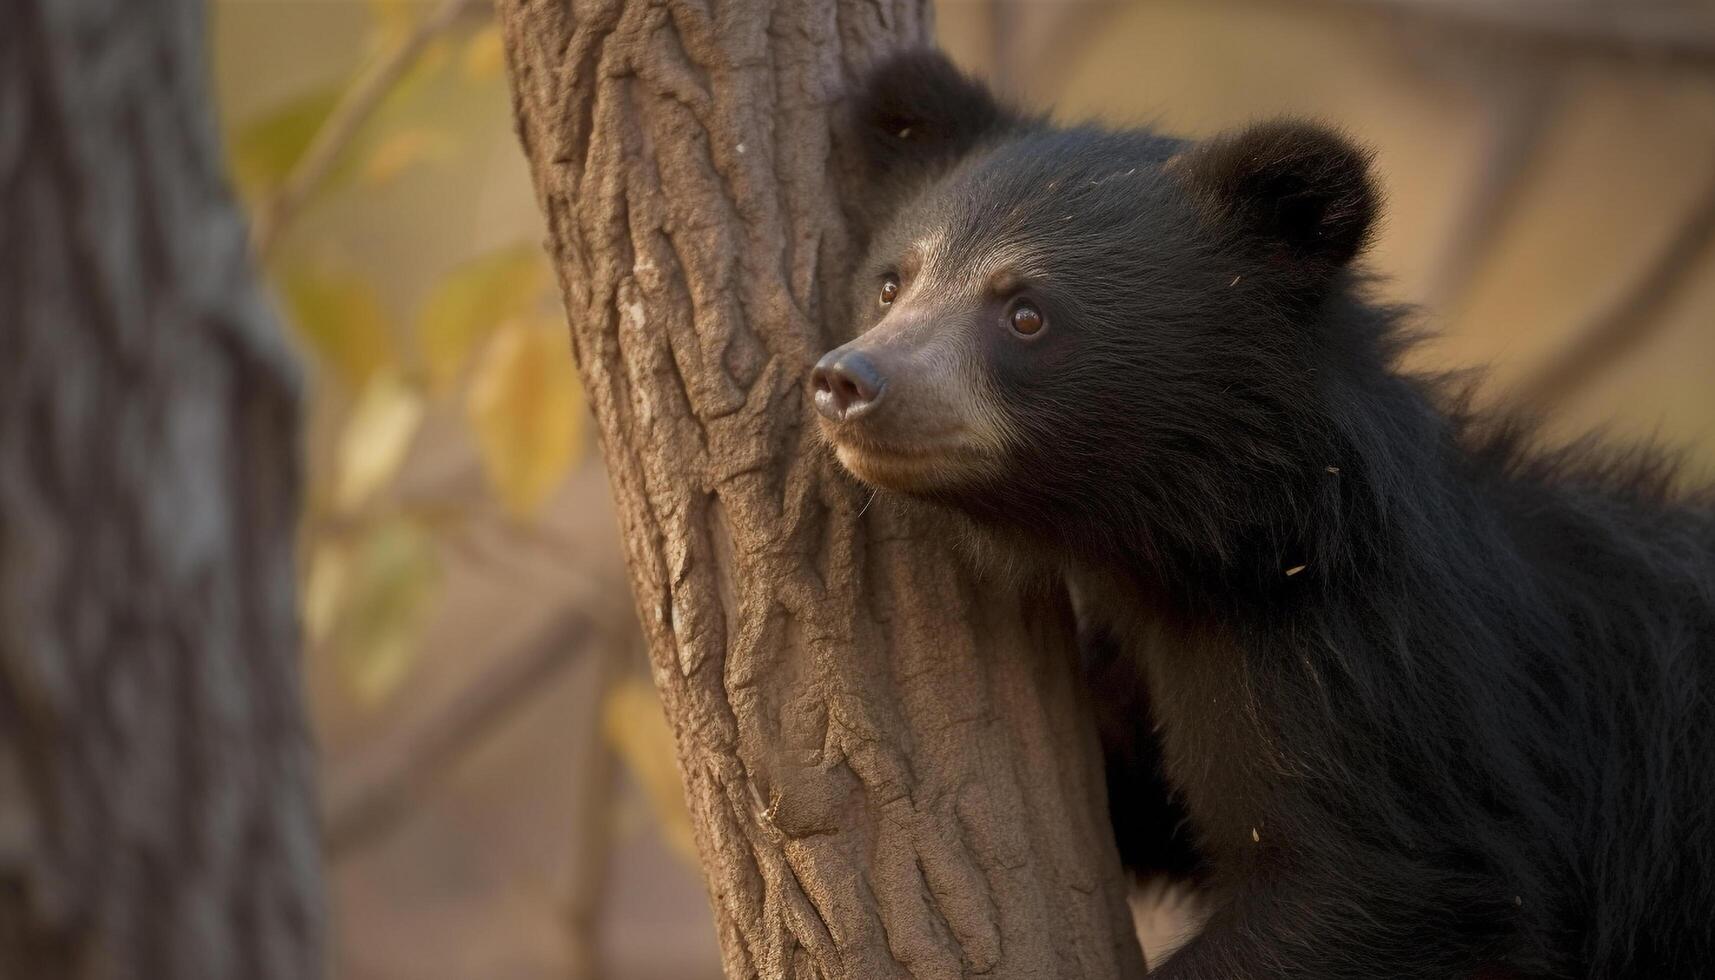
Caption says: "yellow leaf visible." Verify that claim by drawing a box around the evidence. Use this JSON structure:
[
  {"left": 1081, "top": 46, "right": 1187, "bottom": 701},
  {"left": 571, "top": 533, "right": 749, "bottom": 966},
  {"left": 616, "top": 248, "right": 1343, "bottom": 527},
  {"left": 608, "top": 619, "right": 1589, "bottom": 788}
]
[
  {"left": 334, "top": 518, "right": 439, "bottom": 706},
  {"left": 333, "top": 372, "right": 425, "bottom": 513},
  {"left": 302, "top": 541, "right": 351, "bottom": 647},
  {"left": 418, "top": 245, "right": 551, "bottom": 390},
  {"left": 280, "top": 264, "right": 394, "bottom": 388},
  {"left": 230, "top": 85, "right": 342, "bottom": 197},
  {"left": 467, "top": 319, "right": 585, "bottom": 517},
  {"left": 602, "top": 678, "right": 698, "bottom": 865},
  {"left": 462, "top": 24, "right": 506, "bottom": 81},
  {"left": 362, "top": 128, "right": 450, "bottom": 186}
]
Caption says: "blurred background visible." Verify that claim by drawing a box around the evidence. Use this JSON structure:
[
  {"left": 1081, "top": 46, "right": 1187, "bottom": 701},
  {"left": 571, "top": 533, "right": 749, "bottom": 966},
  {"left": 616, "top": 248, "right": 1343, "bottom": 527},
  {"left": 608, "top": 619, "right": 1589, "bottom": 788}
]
[{"left": 208, "top": 0, "right": 1715, "bottom": 976}]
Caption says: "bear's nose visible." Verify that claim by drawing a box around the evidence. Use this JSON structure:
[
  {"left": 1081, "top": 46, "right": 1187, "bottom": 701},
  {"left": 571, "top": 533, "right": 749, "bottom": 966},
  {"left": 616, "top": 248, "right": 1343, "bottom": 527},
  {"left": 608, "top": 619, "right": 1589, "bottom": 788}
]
[{"left": 811, "top": 349, "right": 886, "bottom": 422}]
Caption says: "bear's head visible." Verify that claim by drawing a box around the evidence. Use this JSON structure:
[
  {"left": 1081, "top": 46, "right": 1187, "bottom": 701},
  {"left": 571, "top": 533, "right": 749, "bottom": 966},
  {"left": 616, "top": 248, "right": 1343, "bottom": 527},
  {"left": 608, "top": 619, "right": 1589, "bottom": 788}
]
[{"left": 813, "top": 50, "right": 1381, "bottom": 571}]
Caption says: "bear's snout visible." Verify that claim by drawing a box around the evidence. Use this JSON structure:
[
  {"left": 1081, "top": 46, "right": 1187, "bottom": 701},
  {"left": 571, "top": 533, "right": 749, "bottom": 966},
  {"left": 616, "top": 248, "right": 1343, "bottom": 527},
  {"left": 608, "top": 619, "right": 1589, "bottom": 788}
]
[{"left": 811, "top": 347, "right": 887, "bottom": 422}]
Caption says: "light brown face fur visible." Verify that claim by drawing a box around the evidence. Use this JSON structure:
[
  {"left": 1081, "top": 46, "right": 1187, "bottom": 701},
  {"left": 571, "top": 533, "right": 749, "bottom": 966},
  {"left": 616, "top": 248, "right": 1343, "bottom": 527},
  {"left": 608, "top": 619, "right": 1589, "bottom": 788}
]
[
  {"left": 816, "top": 308, "right": 1011, "bottom": 493},
  {"left": 813, "top": 236, "right": 1024, "bottom": 495}
]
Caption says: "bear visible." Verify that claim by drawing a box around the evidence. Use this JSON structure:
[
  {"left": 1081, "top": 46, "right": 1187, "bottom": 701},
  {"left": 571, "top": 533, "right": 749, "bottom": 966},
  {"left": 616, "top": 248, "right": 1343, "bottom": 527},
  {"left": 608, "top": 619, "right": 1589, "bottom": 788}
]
[{"left": 810, "top": 49, "right": 1715, "bottom": 979}]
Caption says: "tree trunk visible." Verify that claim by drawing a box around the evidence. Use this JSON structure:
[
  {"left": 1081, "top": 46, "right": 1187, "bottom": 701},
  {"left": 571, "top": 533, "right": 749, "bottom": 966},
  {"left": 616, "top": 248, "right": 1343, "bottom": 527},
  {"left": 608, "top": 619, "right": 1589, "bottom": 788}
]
[
  {"left": 0, "top": 0, "right": 324, "bottom": 977},
  {"left": 497, "top": 2, "right": 1144, "bottom": 977}
]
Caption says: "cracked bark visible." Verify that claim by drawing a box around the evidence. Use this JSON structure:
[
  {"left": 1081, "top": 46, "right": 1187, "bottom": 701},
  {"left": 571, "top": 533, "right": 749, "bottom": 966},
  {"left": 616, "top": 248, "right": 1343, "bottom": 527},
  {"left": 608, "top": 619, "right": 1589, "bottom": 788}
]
[
  {"left": 497, "top": 1, "right": 1144, "bottom": 977},
  {"left": 0, "top": 0, "right": 323, "bottom": 977}
]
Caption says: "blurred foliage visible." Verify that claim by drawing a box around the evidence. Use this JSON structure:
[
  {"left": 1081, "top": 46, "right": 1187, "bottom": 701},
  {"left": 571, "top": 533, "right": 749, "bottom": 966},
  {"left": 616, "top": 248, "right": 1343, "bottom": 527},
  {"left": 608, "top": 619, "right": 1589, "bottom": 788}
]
[
  {"left": 326, "top": 517, "right": 443, "bottom": 705},
  {"left": 367, "top": 0, "right": 419, "bottom": 46},
  {"left": 461, "top": 23, "right": 506, "bottom": 81},
  {"left": 603, "top": 677, "right": 698, "bottom": 865},
  {"left": 418, "top": 244, "right": 551, "bottom": 390},
  {"left": 363, "top": 127, "right": 455, "bottom": 186},
  {"left": 232, "top": 84, "right": 344, "bottom": 194},
  {"left": 230, "top": 28, "right": 452, "bottom": 208},
  {"left": 232, "top": 0, "right": 696, "bottom": 874},
  {"left": 281, "top": 264, "right": 394, "bottom": 388},
  {"left": 334, "top": 372, "right": 425, "bottom": 512},
  {"left": 468, "top": 318, "right": 587, "bottom": 517},
  {"left": 234, "top": 5, "right": 582, "bottom": 706}
]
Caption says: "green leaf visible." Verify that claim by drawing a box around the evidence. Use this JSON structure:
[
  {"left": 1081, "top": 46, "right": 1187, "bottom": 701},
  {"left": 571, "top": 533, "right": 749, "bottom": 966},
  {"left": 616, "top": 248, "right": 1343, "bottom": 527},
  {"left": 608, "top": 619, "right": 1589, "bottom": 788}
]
[
  {"left": 417, "top": 245, "right": 552, "bottom": 390},
  {"left": 280, "top": 264, "right": 395, "bottom": 389},
  {"left": 230, "top": 85, "right": 343, "bottom": 197},
  {"left": 387, "top": 35, "right": 455, "bottom": 109},
  {"left": 228, "top": 37, "right": 448, "bottom": 207},
  {"left": 334, "top": 517, "right": 440, "bottom": 706}
]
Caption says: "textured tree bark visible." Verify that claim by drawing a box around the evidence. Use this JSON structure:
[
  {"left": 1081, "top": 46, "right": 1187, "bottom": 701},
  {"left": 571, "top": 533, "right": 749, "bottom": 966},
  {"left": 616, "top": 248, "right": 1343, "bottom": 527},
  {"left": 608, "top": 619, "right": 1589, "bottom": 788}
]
[
  {"left": 497, "top": 1, "right": 1145, "bottom": 976},
  {"left": 0, "top": 1, "right": 324, "bottom": 977}
]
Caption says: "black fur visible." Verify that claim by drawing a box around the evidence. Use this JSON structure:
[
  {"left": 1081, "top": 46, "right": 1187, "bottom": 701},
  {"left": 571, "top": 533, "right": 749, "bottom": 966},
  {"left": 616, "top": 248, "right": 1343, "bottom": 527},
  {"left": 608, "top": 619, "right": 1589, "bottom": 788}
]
[
  {"left": 842, "top": 50, "right": 1715, "bottom": 978},
  {"left": 1081, "top": 619, "right": 1206, "bottom": 882},
  {"left": 851, "top": 49, "right": 1037, "bottom": 215},
  {"left": 1175, "top": 121, "right": 1379, "bottom": 270}
]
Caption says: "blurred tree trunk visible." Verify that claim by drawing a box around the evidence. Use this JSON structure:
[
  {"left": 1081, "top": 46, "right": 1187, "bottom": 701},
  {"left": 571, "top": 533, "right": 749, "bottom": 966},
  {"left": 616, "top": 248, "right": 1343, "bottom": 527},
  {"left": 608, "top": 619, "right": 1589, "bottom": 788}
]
[
  {"left": 0, "top": 1, "right": 323, "bottom": 978},
  {"left": 497, "top": 3, "right": 1144, "bottom": 977}
]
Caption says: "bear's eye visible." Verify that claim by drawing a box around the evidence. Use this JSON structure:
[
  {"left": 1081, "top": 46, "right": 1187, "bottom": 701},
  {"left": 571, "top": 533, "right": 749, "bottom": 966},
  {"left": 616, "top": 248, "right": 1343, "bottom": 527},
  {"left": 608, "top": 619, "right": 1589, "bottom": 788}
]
[
  {"left": 879, "top": 276, "right": 899, "bottom": 307},
  {"left": 1009, "top": 300, "right": 1045, "bottom": 337}
]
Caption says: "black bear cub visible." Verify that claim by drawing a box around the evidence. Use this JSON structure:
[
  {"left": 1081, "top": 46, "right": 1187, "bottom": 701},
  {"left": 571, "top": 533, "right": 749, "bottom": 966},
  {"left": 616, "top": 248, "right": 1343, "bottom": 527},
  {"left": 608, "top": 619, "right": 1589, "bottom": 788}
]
[{"left": 812, "top": 50, "right": 1715, "bottom": 979}]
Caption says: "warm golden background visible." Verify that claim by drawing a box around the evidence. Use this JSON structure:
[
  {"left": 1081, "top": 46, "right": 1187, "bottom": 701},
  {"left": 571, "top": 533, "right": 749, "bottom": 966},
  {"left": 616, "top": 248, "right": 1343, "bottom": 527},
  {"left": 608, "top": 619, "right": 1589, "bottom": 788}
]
[{"left": 209, "top": 1, "right": 1715, "bottom": 976}]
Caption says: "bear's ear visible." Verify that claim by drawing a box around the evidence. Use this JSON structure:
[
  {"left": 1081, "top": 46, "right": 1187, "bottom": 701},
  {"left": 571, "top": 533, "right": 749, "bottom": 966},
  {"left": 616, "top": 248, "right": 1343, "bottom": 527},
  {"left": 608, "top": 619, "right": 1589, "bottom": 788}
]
[
  {"left": 851, "top": 49, "right": 1022, "bottom": 190},
  {"left": 1174, "top": 121, "right": 1378, "bottom": 269}
]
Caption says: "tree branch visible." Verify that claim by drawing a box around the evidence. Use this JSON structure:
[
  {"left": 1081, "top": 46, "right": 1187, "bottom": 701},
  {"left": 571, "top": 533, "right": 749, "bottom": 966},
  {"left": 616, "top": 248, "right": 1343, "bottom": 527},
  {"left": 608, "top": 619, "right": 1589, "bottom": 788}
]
[
  {"left": 562, "top": 643, "right": 621, "bottom": 980},
  {"left": 251, "top": 0, "right": 486, "bottom": 256},
  {"left": 323, "top": 609, "right": 595, "bottom": 857},
  {"left": 1421, "top": 76, "right": 1562, "bottom": 313},
  {"left": 1293, "top": 0, "right": 1715, "bottom": 70},
  {"left": 1513, "top": 172, "right": 1715, "bottom": 411}
]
